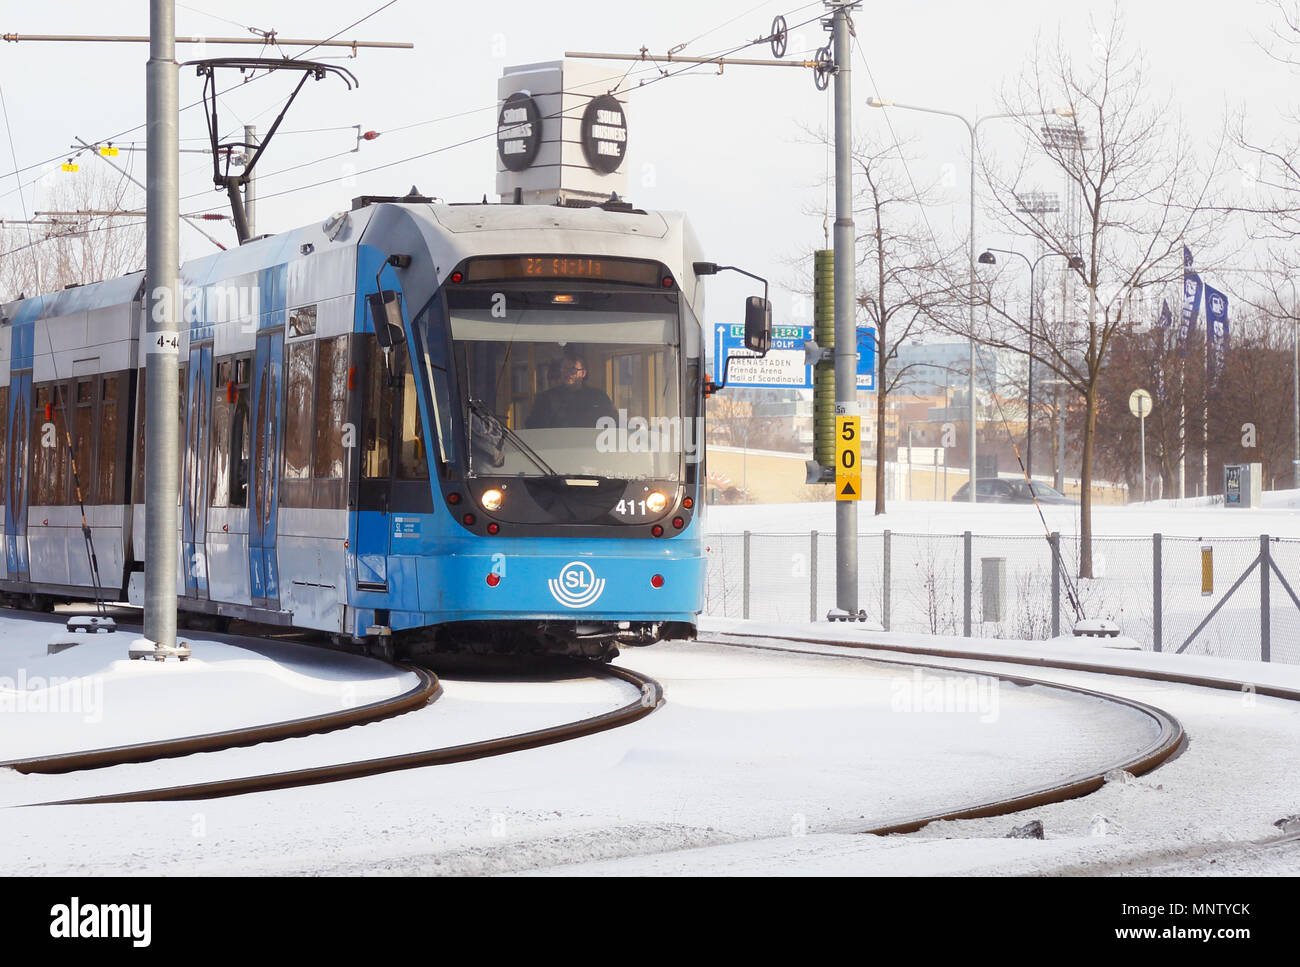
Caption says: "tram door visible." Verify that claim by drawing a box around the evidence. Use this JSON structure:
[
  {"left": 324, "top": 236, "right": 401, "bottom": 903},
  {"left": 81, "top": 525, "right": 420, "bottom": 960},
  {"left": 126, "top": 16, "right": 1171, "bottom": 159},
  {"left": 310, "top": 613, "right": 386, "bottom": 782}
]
[
  {"left": 182, "top": 346, "right": 212, "bottom": 598},
  {"left": 4, "top": 374, "right": 30, "bottom": 582},
  {"left": 249, "top": 330, "right": 284, "bottom": 610}
]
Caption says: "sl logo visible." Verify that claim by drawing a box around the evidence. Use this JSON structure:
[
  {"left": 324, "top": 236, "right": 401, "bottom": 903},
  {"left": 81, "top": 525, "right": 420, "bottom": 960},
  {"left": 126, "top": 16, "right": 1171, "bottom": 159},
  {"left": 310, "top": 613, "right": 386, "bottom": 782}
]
[{"left": 548, "top": 561, "right": 605, "bottom": 609}]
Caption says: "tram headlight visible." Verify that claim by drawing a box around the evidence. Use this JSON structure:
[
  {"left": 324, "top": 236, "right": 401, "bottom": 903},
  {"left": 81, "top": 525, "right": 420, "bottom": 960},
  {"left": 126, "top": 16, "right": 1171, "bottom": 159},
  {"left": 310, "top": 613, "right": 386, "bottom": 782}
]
[
  {"left": 645, "top": 491, "right": 668, "bottom": 514},
  {"left": 481, "top": 488, "right": 504, "bottom": 511}
]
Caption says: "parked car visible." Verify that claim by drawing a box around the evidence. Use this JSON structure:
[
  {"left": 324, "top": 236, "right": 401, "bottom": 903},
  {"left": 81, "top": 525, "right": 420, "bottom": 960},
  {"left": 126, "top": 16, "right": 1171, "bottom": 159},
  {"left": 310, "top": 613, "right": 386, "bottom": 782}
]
[{"left": 951, "top": 478, "right": 1079, "bottom": 504}]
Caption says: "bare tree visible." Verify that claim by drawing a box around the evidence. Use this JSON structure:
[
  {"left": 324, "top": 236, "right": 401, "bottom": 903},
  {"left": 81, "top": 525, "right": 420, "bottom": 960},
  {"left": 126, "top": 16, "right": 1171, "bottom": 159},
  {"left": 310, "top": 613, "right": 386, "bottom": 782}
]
[
  {"left": 970, "top": 15, "right": 1226, "bottom": 576},
  {"left": 1, "top": 168, "right": 145, "bottom": 301},
  {"left": 851, "top": 136, "right": 966, "bottom": 515}
]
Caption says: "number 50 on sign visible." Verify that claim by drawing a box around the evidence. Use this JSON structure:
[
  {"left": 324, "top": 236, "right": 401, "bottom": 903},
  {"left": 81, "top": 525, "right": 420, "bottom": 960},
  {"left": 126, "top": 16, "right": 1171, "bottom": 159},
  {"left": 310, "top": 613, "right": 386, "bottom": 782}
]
[{"left": 835, "top": 414, "right": 861, "bottom": 501}]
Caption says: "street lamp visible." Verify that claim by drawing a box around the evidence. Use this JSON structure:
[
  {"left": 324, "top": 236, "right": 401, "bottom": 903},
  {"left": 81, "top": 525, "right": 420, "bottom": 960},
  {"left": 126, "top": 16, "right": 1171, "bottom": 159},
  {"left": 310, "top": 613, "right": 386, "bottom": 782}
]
[
  {"left": 865, "top": 97, "right": 1073, "bottom": 501},
  {"left": 978, "top": 248, "right": 1084, "bottom": 477}
]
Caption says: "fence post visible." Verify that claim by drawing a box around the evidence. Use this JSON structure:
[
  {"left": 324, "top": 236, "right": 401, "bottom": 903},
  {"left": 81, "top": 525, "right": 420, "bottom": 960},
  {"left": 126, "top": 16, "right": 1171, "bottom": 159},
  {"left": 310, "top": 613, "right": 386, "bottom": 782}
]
[
  {"left": 1050, "top": 532, "right": 1061, "bottom": 638},
  {"left": 809, "top": 530, "right": 818, "bottom": 623},
  {"left": 883, "top": 529, "right": 891, "bottom": 631},
  {"left": 1152, "top": 532, "right": 1162, "bottom": 653},
  {"left": 963, "top": 530, "right": 972, "bottom": 637},
  {"left": 743, "top": 530, "right": 751, "bottom": 620},
  {"left": 1261, "top": 534, "right": 1271, "bottom": 662}
]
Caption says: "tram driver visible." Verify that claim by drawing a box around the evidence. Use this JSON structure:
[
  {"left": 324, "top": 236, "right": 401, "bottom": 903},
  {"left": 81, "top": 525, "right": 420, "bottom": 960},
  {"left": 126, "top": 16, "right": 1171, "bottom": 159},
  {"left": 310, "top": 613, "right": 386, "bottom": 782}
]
[{"left": 527, "top": 350, "right": 616, "bottom": 429}]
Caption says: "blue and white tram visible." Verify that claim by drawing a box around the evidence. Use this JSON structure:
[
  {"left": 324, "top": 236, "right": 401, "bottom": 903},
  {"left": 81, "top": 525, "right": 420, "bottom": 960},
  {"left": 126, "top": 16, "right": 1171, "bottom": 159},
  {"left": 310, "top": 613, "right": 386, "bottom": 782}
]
[{"left": 0, "top": 197, "right": 737, "bottom": 659}]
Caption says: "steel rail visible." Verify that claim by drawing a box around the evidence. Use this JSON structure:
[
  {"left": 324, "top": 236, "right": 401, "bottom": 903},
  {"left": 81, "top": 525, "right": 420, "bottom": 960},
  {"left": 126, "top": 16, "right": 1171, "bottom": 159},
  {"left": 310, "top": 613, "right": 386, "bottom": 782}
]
[
  {"left": 28, "top": 664, "right": 662, "bottom": 805},
  {"left": 702, "top": 628, "right": 1300, "bottom": 702},
  {"left": 1, "top": 663, "right": 440, "bottom": 775},
  {"left": 701, "top": 631, "right": 1192, "bottom": 835}
]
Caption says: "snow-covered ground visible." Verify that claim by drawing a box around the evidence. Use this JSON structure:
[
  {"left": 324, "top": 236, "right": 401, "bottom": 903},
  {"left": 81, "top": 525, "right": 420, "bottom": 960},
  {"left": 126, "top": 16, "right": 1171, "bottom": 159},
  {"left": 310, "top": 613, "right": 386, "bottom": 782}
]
[
  {"left": 0, "top": 618, "right": 419, "bottom": 761},
  {"left": 3, "top": 611, "right": 1298, "bottom": 876}
]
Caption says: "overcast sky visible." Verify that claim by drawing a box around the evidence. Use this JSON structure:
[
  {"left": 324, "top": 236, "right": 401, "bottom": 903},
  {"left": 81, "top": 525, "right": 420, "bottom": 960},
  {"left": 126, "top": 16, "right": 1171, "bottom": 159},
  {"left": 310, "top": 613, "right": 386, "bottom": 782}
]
[{"left": 1, "top": 0, "right": 1294, "bottom": 329}]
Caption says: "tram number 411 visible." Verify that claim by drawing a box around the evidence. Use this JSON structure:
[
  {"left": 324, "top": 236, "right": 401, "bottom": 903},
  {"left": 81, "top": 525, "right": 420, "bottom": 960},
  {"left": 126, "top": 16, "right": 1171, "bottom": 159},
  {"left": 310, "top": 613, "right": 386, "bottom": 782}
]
[{"left": 835, "top": 415, "right": 861, "bottom": 502}]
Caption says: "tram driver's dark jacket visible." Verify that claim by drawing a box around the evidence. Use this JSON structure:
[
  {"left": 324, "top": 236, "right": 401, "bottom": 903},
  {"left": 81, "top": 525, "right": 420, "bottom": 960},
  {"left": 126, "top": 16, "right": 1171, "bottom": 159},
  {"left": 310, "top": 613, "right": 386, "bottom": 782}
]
[{"left": 526, "top": 385, "right": 617, "bottom": 429}]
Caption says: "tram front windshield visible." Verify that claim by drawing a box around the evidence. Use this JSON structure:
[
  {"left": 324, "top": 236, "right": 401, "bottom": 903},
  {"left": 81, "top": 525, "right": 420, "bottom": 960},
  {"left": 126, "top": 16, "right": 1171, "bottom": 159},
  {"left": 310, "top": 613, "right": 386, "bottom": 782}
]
[{"left": 447, "top": 289, "right": 688, "bottom": 481}]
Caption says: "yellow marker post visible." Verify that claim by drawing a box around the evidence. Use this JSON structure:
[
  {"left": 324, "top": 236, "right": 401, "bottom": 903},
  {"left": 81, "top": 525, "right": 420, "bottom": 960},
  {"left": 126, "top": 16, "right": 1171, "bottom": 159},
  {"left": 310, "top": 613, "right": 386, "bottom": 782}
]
[
  {"left": 835, "top": 409, "right": 861, "bottom": 502},
  {"left": 1201, "top": 545, "right": 1213, "bottom": 596}
]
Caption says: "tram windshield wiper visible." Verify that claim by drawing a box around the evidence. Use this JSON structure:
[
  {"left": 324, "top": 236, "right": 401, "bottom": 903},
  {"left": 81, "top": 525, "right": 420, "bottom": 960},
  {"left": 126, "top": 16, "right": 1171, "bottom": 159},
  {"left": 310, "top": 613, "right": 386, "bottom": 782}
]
[{"left": 466, "top": 398, "right": 558, "bottom": 477}]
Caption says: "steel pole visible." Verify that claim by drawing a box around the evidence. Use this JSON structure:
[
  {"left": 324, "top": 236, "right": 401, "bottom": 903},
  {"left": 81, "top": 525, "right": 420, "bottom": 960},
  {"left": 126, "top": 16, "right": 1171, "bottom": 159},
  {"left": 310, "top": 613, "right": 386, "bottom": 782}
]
[
  {"left": 967, "top": 125, "right": 977, "bottom": 501},
  {"left": 832, "top": 2, "right": 858, "bottom": 613},
  {"left": 1293, "top": 317, "right": 1298, "bottom": 490},
  {"left": 244, "top": 124, "right": 257, "bottom": 239},
  {"left": 1140, "top": 411, "right": 1147, "bottom": 502},
  {"left": 143, "top": 0, "right": 180, "bottom": 650},
  {"left": 1027, "top": 262, "right": 1035, "bottom": 478}
]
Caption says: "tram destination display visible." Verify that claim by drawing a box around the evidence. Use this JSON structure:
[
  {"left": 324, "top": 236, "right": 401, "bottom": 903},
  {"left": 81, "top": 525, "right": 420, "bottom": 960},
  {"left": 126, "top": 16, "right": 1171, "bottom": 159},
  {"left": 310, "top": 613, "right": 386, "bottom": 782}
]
[{"left": 463, "top": 256, "right": 663, "bottom": 285}]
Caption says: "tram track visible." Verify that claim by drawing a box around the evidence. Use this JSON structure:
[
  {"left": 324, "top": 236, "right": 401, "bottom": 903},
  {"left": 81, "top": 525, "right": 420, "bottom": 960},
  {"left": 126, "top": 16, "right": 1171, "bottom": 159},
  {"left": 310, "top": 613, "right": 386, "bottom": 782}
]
[
  {"left": 1, "top": 663, "right": 442, "bottom": 776},
  {"left": 17, "top": 663, "right": 662, "bottom": 806},
  {"left": 697, "top": 630, "right": 1243, "bottom": 836},
  {"left": 0, "top": 605, "right": 444, "bottom": 775}
]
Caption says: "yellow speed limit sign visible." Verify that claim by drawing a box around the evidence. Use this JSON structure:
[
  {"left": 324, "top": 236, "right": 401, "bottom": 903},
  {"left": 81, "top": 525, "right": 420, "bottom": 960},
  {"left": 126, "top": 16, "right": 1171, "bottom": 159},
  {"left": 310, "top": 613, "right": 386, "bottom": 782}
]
[{"left": 835, "top": 404, "right": 861, "bottom": 501}]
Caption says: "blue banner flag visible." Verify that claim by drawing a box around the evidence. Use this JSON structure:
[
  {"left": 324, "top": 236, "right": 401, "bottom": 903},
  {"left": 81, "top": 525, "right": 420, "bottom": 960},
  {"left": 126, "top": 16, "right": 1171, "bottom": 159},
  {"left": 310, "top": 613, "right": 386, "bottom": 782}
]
[
  {"left": 1183, "top": 245, "right": 1194, "bottom": 268},
  {"left": 1158, "top": 297, "right": 1172, "bottom": 330},
  {"left": 1205, "top": 284, "right": 1229, "bottom": 392},
  {"left": 1176, "top": 269, "right": 1202, "bottom": 358}
]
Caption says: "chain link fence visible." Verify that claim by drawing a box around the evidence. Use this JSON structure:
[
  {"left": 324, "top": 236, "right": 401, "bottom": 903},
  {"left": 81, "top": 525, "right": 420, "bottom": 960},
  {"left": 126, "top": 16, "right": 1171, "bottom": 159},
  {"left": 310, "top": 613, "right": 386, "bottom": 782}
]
[{"left": 704, "top": 530, "right": 1300, "bottom": 664}]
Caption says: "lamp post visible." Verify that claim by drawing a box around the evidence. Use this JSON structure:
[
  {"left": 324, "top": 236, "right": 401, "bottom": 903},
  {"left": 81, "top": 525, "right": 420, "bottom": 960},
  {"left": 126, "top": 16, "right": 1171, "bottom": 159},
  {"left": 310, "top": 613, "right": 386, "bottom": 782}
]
[
  {"left": 977, "top": 248, "right": 1084, "bottom": 477},
  {"left": 865, "top": 98, "right": 1073, "bottom": 501}
]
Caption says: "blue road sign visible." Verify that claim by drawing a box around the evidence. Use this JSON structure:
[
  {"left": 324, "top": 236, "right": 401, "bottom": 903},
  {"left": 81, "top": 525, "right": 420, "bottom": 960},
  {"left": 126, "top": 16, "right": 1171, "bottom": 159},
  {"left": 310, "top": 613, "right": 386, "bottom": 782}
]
[{"left": 713, "top": 324, "right": 876, "bottom": 390}]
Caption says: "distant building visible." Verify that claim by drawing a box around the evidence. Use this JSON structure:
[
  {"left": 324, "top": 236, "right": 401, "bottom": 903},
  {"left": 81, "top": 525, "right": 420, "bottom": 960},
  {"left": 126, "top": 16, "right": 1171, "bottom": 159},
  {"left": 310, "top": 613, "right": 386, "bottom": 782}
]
[{"left": 892, "top": 341, "right": 1025, "bottom": 398}]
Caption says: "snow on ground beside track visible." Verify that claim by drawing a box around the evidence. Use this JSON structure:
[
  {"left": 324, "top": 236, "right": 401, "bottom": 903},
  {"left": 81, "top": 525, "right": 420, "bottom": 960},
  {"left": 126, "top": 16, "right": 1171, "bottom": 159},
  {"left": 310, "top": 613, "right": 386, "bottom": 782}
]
[
  {"left": 4, "top": 610, "right": 1299, "bottom": 875},
  {"left": 537, "top": 626, "right": 1300, "bottom": 876},
  {"left": 704, "top": 489, "right": 1300, "bottom": 539},
  {"left": 1, "top": 638, "right": 1159, "bottom": 876},
  {"left": 0, "top": 620, "right": 419, "bottom": 760}
]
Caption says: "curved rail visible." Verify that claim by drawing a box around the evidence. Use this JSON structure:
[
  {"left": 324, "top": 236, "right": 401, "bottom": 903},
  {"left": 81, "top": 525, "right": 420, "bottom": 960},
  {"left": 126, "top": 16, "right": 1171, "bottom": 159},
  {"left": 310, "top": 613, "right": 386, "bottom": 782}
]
[
  {"left": 1, "top": 636, "right": 442, "bottom": 775},
  {"left": 702, "top": 631, "right": 1191, "bottom": 835},
  {"left": 29, "top": 664, "right": 663, "bottom": 805}
]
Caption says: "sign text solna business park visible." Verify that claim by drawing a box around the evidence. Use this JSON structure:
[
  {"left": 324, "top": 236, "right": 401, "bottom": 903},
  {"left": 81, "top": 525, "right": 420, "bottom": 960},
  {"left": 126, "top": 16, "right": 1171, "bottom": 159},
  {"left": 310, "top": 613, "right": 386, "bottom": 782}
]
[{"left": 713, "top": 324, "right": 876, "bottom": 389}]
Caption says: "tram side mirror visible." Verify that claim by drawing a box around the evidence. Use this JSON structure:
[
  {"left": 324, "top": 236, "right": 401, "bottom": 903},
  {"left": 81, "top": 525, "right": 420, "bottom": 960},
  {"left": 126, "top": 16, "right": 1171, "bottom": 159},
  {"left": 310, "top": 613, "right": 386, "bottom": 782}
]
[
  {"left": 367, "top": 290, "right": 406, "bottom": 349},
  {"left": 744, "top": 296, "right": 771, "bottom": 355}
]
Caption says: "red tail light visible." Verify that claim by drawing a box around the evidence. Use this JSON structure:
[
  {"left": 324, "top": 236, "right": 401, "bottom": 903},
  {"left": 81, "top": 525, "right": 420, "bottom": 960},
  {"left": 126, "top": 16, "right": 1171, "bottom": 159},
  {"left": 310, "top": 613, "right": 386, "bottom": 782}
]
[{"left": 651, "top": 574, "right": 664, "bottom": 588}]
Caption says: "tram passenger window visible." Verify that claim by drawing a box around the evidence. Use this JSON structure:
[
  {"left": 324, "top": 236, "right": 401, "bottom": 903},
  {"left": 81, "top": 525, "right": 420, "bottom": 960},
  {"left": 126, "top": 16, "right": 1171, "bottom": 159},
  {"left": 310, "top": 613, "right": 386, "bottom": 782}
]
[
  {"left": 178, "top": 365, "right": 187, "bottom": 491},
  {"left": 362, "top": 336, "right": 392, "bottom": 480},
  {"left": 74, "top": 379, "right": 94, "bottom": 503},
  {"left": 36, "top": 385, "right": 70, "bottom": 506},
  {"left": 282, "top": 341, "right": 315, "bottom": 507},
  {"left": 97, "top": 375, "right": 122, "bottom": 504},
  {"left": 0, "top": 386, "right": 7, "bottom": 509},
  {"left": 31, "top": 386, "right": 53, "bottom": 505},
  {"left": 313, "top": 335, "right": 348, "bottom": 508},
  {"left": 133, "top": 379, "right": 145, "bottom": 504}
]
